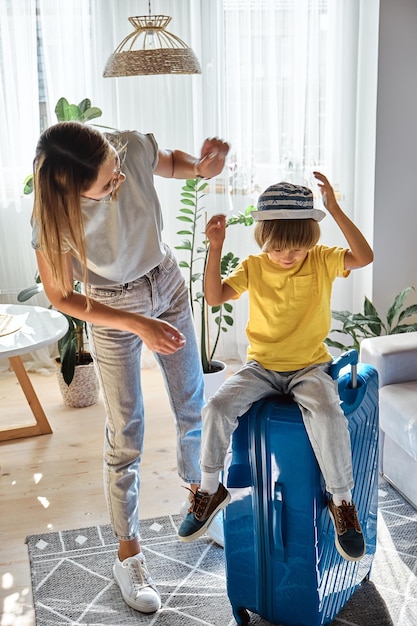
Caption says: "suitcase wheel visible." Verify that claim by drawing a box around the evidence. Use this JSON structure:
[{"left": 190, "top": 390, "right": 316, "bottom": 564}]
[{"left": 233, "top": 607, "right": 250, "bottom": 625}]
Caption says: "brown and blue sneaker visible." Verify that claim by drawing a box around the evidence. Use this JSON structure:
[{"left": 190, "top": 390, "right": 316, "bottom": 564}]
[
  {"left": 178, "top": 483, "right": 231, "bottom": 542},
  {"left": 328, "top": 499, "right": 366, "bottom": 561}
]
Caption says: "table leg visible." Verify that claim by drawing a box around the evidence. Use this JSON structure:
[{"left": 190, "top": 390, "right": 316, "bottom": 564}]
[{"left": 0, "top": 356, "right": 53, "bottom": 442}]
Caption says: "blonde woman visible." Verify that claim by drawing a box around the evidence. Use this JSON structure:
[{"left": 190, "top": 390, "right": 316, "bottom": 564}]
[{"left": 31, "top": 121, "right": 229, "bottom": 614}]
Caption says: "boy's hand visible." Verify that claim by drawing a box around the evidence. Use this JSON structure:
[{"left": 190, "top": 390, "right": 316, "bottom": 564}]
[
  {"left": 206, "top": 214, "right": 227, "bottom": 250},
  {"left": 313, "top": 171, "right": 338, "bottom": 213}
]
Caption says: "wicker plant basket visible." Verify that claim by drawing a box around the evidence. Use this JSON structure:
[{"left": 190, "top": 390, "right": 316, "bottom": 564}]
[{"left": 56, "top": 360, "right": 100, "bottom": 408}]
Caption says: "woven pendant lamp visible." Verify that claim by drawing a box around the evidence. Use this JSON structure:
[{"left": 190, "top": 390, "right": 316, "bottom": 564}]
[{"left": 103, "top": 2, "right": 201, "bottom": 77}]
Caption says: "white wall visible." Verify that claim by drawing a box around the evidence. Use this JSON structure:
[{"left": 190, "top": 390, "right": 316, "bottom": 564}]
[{"left": 372, "top": 0, "right": 417, "bottom": 316}]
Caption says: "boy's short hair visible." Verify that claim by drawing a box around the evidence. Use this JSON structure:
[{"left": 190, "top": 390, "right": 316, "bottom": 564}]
[{"left": 254, "top": 218, "right": 321, "bottom": 252}]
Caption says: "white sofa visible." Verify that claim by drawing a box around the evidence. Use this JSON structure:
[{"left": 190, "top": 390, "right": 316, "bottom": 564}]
[{"left": 360, "top": 332, "right": 417, "bottom": 509}]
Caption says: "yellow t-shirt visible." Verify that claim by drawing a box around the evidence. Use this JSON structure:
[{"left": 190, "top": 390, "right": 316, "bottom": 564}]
[{"left": 223, "top": 245, "right": 349, "bottom": 371}]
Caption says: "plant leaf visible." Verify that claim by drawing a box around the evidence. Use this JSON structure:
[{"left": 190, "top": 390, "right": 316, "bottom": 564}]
[
  {"left": 324, "top": 337, "right": 354, "bottom": 351},
  {"left": 82, "top": 106, "right": 102, "bottom": 121},
  {"left": 77, "top": 98, "right": 91, "bottom": 113},
  {"left": 386, "top": 287, "right": 412, "bottom": 326},
  {"left": 331, "top": 310, "right": 353, "bottom": 322},
  {"left": 176, "top": 240, "right": 192, "bottom": 250},
  {"left": 398, "top": 304, "right": 417, "bottom": 322},
  {"left": 60, "top": 337, "right": 77, "bottom": 386},
  {"left": 55, "top": 97, "right": 71, "bottom": 121},
  {"left": 17, "top": 284, "right": 44, "bottom": 302},
  {"left": 23, "top": 174, "right": 34, "bottom": 195},
  {"left": 363, "top": 296, "right": 379, "bottom": 318},
  {"left": 391, "top": 322, "right": 417, "bottom": 333}
]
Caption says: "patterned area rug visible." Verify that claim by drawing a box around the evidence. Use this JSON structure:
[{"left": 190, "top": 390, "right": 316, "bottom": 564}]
[{"left": 26, "top": 481, "right": 417, "bottom": 626}]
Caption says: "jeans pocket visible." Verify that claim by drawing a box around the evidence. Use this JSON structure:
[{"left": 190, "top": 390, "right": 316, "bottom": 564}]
[{"left": 87, "top": 286, "right": 124, "bottom": 304}]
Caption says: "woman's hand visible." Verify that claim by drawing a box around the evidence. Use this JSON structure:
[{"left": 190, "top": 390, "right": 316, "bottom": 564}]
[
  {"left": 134, "top": 317, "right": 186, "bottom": 355},
  {"left": 197, "top": 138, "right": 230, "bottom": 179}
]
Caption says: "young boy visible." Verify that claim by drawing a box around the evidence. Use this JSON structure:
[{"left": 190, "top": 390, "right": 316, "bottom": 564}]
[{"left": 178, "top": 171, "right": 374, "bottom": 562}]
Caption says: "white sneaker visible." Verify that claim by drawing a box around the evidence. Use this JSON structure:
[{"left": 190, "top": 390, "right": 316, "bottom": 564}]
[
  {"left": 180, "top": 499, "right": 225, "bottom": 548},
  {"left": 113, "top": 552, "right": 161, "bottom": 613}
]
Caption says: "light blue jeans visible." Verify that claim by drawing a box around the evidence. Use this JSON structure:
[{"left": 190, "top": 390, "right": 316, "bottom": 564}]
[
  {"left": 201, "top": 360, "right": 354, "bottom": 495},
  {"left": 87, "top": 246, "right": 203, "bottom": 541}
]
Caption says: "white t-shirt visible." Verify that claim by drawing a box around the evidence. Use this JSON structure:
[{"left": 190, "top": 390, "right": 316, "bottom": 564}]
[{"left": 32, "top": 130, "right": 166, "bottom": 287}]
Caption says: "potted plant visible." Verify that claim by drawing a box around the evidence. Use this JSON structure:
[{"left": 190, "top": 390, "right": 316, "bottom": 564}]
[
  {"left": 175, "top": 178, "right": 254, "bottom": 385},
  {"left": 325, "top": 286, "right": 417, "bottom": 352},
  {"left": 17, "top": 279, "right": 100, "bottom": 408}
]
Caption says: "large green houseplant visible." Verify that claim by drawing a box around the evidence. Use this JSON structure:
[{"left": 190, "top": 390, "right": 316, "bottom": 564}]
[
  {"left": 325, "top": 286, "right": 417, "bottom": 352},
  {"left": 176, "top": 178, "right": 254, "bottom": 373}
]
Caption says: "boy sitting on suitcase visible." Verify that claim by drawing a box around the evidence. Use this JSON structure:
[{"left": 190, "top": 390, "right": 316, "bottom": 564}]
[{"left": 178, "top": 171, "right": 373, "bottom": 562}]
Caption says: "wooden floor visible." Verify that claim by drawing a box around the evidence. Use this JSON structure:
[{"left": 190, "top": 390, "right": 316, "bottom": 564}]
[{"left": 0, "top": 365, "right": 189, "bottom": 626}]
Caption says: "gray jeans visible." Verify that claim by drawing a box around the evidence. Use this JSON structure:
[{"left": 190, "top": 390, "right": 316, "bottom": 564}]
[
  {"left": 201, "top": 360, "right": 354, "bottom": 495},
  {"left": 87, "top": 246, "right": 204, "bottom": 541}
]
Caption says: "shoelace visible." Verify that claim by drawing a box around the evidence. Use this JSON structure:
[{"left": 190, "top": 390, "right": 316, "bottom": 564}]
[
  {"left": 335, "top": 500, "right": 361, "bottom": 532},
  {"left": 193, "top": 491, "right": 211, "bottom": 516},
  {"left": 182, "top": 486, "right": 210, "bottom": 516},
  {"left": 123, "top": 556, "right": 152, "bottom": 589}
]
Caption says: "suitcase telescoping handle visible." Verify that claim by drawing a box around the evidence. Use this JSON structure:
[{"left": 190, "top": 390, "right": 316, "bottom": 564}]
[{"left": 329, "top": 349, "right": 358, "bottom": 389}]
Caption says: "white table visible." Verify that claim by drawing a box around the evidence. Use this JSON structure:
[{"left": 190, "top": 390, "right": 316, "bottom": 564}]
[{"left": 0, "top": 304, "right": 68, "bottom": 441}]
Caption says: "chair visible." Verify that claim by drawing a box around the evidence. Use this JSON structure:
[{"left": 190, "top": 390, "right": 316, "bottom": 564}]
[{"left": 360, "top": 332, "right": 417, "bottom": 509}]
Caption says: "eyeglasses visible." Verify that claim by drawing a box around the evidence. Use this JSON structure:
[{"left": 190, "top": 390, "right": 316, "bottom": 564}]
[
  {"left": 108, "top": 153, "right": 127, "bottom": 199},
  {"left": 81, "top": 152, "right": 126, "bottom": 202},
  {"left": 109, "top": 165, "right": 122, "bottom": 198}
]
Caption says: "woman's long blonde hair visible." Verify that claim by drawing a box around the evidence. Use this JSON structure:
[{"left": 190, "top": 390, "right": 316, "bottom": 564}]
[{"left": 32, "top": 121, "right": 113, "bottom": 301}]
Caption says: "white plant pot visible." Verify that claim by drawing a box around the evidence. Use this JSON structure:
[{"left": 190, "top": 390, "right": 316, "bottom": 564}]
[
  {"left": 203, "top": 359, "right": 227, "bottom": 400},
  {"left": 56, "top": 361, "right": 100, "bottom": 408}
]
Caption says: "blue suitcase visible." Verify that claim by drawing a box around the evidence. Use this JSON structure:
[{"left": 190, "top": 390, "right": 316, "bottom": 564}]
[{"left": 223, "top": 350, "right": 379, "bottom": 626}]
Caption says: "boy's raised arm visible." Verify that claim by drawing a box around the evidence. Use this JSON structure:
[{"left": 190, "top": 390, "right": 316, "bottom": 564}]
[
  {"left": 313, "top": 171, "right": 374, "bottom": 270},
  {"left": 204, "top": 214, "right": 238, "bottom": 305}
]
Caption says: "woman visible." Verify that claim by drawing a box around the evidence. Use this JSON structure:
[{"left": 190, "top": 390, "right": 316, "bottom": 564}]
[{"left": 31, "top": 121, "right": 229, "bottom": 613}]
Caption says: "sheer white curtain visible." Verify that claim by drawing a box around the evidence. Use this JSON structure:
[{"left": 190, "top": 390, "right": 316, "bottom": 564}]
[
  {"left": 0, "top": 0, "right": 39, "bottom": 304},
  {"left": 37, "top": 0, "right": 98, "bottom": 120},
  {"left": 0, "top": 0, "right": 101, "bottom": 308},
  {"left": 0, "top": 0, "right": 377, "bottom": 368},
  {"left": 195, "top": 0, "right": 372, "bottom": 363}
]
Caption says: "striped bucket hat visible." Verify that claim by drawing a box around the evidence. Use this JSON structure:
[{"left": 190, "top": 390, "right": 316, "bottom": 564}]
[{"left": 251, "top": 182, "right": 326, "bottom": 222}]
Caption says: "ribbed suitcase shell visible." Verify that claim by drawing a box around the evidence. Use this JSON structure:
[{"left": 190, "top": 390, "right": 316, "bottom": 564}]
[{"left": 224, "top": 353, "right": 379, "bottom": 626}]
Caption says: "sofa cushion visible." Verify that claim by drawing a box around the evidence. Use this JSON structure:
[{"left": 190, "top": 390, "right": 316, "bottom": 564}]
[
  {"left": 379, "top": 381, "right": 417, "bottom": 462},
  {"left": 360, "top": 332, "right": 417, "bottom": 387}
]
